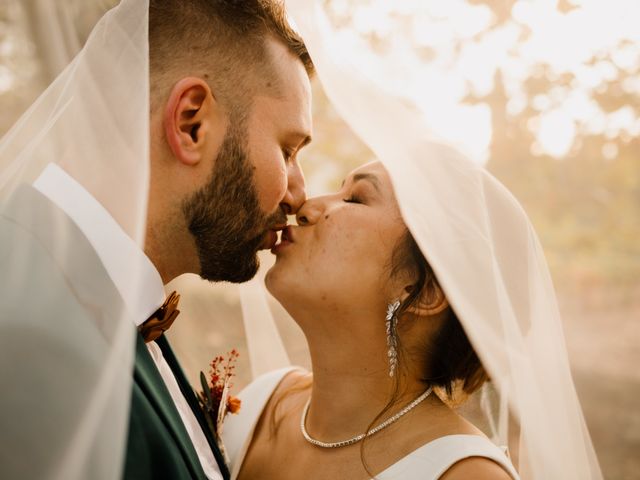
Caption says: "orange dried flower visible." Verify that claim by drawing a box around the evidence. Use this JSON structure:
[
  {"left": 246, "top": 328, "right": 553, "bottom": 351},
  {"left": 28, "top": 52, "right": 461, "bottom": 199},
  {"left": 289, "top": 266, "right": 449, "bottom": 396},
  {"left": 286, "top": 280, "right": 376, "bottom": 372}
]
[
  {"left": 227, "top": 395, "right": 242, "bottom": 414},
  {"left": 198, "top": 349, "right": 242, "bottom": 435}
]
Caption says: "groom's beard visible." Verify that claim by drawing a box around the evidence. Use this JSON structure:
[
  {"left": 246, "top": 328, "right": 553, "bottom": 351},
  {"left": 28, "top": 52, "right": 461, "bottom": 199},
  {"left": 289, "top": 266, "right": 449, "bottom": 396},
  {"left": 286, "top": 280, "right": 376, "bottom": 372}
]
[{"left": 182, "top": 120, "right": 284, "bottom": 283}]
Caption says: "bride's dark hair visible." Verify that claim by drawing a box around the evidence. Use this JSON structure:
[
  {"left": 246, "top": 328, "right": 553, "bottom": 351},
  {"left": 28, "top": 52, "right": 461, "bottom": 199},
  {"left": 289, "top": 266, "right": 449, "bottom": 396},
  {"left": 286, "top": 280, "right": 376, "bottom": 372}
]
[
  {"left": 358, "top": 230, "right": 489, "bottom": 477},
  {"left": 390, "top": 230, "right": 488, "bottom": 399}
]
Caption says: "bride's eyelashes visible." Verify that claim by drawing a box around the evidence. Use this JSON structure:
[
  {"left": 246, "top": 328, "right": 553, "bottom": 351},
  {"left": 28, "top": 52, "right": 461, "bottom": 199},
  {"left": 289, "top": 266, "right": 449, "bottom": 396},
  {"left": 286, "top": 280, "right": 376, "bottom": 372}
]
[
  {"left": 342, "top": 186, "right": 371, "bottom": 204},
  {"left": 342, "top": 194, "right": 363, "bottom": 204}
]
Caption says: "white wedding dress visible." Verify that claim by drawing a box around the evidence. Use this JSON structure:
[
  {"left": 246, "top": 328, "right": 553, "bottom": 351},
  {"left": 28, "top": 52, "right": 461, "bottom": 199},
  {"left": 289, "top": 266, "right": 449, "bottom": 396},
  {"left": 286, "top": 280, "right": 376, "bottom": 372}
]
[{"left": 223, "top": 367, "right": 520, "bottom": 480}]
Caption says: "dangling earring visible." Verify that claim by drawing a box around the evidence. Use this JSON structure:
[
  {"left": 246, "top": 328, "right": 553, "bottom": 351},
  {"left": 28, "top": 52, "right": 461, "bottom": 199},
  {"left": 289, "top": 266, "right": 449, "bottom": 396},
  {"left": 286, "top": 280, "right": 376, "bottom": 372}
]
[{"left": 386, "top": 300, "right": 401, "bottom": 377}]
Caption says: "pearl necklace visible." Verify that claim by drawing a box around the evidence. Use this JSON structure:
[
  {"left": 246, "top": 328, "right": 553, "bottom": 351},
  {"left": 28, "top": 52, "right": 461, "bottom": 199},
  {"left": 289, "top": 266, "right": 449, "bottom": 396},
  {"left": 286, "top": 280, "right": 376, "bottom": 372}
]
[{"left": 300, "top": 386, "right": 433, "bottom": 448}]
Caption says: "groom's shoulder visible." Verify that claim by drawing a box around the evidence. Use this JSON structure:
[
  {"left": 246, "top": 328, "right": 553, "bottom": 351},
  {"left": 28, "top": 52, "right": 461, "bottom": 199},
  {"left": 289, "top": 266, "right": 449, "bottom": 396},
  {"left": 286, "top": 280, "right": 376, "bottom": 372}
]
[
  {"left": 0, "top": 184, "right": 83, "bottom": 265},
  {"left": 0, "top": 184, "right": 126, "bottom": 340},
  {"left": 1, "top": 183, "right": 59, "bottom": 226},
  {"left": 0, "top": 185, "right": 69, "bottom": 288}
]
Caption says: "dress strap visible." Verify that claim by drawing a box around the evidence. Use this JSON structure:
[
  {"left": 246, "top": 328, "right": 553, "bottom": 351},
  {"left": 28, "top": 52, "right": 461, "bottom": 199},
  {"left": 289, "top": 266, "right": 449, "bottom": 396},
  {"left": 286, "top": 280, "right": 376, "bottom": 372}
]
[
  {"left": 222, "top": 366, "right": 300, "bottom": 479},
  {"left": 378, "top": 434, "right": 519, "bottom": 480}
]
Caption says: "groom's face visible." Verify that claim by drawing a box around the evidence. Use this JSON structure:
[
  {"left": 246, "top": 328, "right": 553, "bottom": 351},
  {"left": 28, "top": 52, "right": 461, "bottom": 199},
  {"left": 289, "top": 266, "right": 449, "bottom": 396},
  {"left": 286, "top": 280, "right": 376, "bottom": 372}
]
[
  {"left": 182, "top": 115, "right": 278, "bottom": 283},
  {"left": 183, "top": 40, "right": 312, "bottom": 283}
]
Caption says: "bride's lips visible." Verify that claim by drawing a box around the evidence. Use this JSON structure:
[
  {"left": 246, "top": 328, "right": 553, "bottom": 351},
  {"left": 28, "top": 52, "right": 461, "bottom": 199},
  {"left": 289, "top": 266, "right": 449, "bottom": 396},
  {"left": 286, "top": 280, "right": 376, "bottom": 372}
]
[
  {"left": 271, "top": 225, "right": 294, "bottom": 255},
  {"left": 259, "top": 224, "right": 287, "bottom": 251}
]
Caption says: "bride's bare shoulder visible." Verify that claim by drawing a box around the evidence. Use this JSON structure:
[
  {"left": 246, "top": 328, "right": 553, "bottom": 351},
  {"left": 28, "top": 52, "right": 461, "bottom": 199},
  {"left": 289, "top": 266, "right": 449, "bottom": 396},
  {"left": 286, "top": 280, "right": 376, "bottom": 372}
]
[
  {"left": 263, "top": 368, "right": 311, "bottom": 410},
  {"left": 440, "top": 457, "right": 514, "bottom": 480},
  {"left": 249, "top": 368, "right": 310, "bottom": 436},
  {"left": 271, "top": 368, "right": 312, "bottom": 401}
]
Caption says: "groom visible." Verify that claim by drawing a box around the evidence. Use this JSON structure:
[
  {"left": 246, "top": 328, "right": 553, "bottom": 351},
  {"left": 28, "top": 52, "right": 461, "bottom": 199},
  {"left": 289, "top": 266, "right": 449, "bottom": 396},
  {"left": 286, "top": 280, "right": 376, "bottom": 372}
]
[
  {"left": 126, "top": 2, "right": 312, "bottom": 480},
  {"left": 0, "top": 1, "right": 312, "bottom": 480}
]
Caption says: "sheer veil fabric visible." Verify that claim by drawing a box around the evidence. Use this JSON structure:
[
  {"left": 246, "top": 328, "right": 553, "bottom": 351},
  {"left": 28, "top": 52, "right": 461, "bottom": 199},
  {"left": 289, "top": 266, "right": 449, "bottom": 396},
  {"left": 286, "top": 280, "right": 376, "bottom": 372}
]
[
  {"left": 263, "top": 1, "right": 602, "bottom": 479},
  {"left": 0, "top": 1, "right": 603, "bottom": 479},
  {"left": 0, "top": 0, "right": 148, "bottom": 478}
]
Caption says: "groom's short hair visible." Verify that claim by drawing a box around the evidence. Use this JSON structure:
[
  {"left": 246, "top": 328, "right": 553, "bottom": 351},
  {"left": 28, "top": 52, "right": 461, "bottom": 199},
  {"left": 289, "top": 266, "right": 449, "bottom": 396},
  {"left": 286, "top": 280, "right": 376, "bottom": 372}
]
[{"left": 149, "top": 0, "right": 313, "bottom": 111}]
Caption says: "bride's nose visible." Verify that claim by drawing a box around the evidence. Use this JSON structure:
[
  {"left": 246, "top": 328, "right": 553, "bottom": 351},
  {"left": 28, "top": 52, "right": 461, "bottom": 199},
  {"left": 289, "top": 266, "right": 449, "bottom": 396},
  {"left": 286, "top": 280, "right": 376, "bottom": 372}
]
[{"left": 295, "top": 197, "right": 326, "bottom": 226}]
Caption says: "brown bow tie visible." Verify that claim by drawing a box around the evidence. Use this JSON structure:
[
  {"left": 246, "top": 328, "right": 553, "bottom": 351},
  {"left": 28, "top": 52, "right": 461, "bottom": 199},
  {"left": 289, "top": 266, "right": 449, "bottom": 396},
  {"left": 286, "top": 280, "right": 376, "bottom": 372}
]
[{"left": 139, "top": 291, "right": 180, "bottom": 343}]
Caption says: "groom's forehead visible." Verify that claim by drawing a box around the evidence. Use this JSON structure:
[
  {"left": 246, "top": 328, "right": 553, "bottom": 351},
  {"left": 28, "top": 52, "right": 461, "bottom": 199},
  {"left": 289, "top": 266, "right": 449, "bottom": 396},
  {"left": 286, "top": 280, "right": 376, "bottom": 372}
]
[
  {"left": 255, "top": 39, "right": 312, "bottom": 98},
  {"left": 250, "top": 93, "right": 313, "bottom": 148},
  {"left": 245, "top": 40, "right": 313, "bottom": 141},
  {"left": 252, "top": 88, "right": 312, "bottom": 141}
]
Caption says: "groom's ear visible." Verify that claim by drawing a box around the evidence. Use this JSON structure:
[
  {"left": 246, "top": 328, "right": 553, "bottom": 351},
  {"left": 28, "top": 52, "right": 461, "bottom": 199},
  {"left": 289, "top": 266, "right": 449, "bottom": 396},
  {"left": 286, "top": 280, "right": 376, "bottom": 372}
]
[{"left": 163, "top": 77, "right": 224, "bottom": 166}]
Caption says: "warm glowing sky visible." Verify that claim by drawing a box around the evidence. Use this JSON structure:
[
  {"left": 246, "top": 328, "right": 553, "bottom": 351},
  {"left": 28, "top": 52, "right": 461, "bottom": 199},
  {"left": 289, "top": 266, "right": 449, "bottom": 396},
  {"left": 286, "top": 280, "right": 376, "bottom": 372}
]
[
  {"left": 1, "top": 0, "right": 638, "bottom": 163},
  {"left": 328, "top": 0, "right": 640, "bottom": 163}
]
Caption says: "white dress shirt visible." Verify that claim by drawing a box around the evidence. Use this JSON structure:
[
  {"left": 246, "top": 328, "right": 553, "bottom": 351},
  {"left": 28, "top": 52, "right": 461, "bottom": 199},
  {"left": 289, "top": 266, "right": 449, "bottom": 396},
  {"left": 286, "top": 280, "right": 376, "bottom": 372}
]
[{"left": 34, "top": 163, "right": 222, "bottom": 480}]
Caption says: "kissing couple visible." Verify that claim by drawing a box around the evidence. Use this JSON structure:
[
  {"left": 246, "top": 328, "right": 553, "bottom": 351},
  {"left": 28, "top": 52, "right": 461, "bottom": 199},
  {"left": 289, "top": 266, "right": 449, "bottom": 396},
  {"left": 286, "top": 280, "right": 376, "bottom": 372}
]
[{"left": 0, "top": 1, "right": 602, "bottom": 480}]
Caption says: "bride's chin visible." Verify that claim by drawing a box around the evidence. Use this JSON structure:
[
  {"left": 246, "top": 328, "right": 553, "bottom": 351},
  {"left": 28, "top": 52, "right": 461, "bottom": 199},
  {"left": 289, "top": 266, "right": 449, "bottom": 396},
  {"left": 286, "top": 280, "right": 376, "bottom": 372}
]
[
  {"left": 264, "top": 264, "right": 298, "bottom": 306},
  {"left": 264, "top": 264, "right": 283, "bottom": 296}
]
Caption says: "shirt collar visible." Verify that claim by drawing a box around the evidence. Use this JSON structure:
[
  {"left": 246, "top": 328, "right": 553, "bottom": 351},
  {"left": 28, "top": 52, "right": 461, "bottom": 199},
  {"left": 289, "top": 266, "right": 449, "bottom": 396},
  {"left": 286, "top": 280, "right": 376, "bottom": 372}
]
[{"left": 33, "top": 163, "right": 164, "bottom": 326}]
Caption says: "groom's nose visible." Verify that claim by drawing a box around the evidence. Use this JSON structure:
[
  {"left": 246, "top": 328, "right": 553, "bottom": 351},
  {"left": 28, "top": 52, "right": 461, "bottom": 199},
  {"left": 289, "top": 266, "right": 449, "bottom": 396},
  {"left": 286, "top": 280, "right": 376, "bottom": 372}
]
[{"left": 280, "top": 160, "right": 306, "bottom": 215}]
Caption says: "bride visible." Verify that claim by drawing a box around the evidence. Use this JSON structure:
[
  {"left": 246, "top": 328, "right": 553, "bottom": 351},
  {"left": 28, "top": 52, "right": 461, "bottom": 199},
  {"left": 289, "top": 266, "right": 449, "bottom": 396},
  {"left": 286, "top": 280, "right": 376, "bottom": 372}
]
[
  {"left": 223, "top": 161, "right": 518, "bottom": 480},
  {"left": 220, "top": 3, "right": 602, "bottom": 479}
]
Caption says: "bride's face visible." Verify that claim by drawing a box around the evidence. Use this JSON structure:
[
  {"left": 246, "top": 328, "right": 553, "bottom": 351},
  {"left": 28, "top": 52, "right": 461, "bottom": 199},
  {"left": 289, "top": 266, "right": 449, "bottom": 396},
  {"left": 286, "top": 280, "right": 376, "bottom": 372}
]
[{"left": 265, "top": 161, "right": 406, "bottom": 314}]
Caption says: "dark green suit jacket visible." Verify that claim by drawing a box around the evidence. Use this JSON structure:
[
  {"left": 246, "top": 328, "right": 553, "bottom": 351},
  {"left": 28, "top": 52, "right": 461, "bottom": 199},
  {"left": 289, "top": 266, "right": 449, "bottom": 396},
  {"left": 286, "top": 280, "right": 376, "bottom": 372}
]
[{"left": 123, "top": 333, "right": 231, "bottom": 480}]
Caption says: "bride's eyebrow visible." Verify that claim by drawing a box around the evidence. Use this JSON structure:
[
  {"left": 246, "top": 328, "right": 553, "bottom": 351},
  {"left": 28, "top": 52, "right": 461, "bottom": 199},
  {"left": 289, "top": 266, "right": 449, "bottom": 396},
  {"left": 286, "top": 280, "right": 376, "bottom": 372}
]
[{"left": 340, "top": 173, "right": 381, "bottom": 192}]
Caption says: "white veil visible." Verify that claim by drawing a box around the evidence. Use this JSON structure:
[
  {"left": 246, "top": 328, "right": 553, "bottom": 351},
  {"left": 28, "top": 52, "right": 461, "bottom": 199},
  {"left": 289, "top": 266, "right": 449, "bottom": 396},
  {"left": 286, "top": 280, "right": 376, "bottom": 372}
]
[
  {"left": 0, "top": 0, "right": 604, "bottom": 478},
  {"left": 263, "top": 1, "right": 601, "bottom": 478},
  {"left": 0, "top": 0, "right": 148, "bottom": 478}
]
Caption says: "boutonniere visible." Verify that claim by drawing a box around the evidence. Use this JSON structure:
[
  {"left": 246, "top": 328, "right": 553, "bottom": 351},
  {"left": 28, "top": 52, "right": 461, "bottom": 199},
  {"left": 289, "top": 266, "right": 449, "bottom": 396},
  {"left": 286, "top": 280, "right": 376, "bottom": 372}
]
[{"left": 198, "top": 349, "right": 242, "bottom": 463}]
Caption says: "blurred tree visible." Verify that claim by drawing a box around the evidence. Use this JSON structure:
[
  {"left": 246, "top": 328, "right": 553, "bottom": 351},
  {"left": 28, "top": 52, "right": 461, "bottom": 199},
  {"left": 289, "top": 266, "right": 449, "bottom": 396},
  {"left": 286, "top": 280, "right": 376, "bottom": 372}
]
[{"left": 319, "top": 0, "right": 640, "bottom": 291}]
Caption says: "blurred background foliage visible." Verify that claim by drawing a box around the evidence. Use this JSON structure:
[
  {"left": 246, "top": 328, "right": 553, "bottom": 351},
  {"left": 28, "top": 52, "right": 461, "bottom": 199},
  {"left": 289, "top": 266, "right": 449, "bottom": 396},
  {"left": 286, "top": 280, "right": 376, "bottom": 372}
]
[
  {"left": 305, "top": 0, "right": 640, "bottom": 292},
  {"left": 1, "top": 0, "right": 638, "bottom": 478}
]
